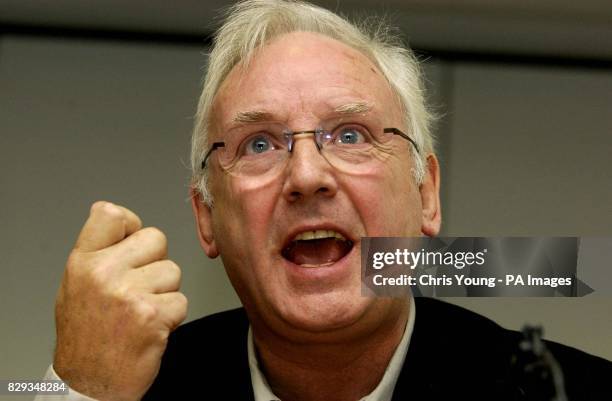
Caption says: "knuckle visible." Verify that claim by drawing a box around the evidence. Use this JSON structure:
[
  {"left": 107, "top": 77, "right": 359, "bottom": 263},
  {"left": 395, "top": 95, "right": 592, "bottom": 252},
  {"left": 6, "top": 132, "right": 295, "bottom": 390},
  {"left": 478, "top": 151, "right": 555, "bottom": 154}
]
[
  {"left": 144, "top": 226, "right": 167, "bottom": 248},
  {"left": 87, "top": 269, "right": 107, "bottom": 289},
  {"left": 88, "top": 258, "right": 115, "bottom": 280},
  {"left": 90, "top": 200, "right": 108, "bottom": 214},
  {"left": 108, "top": 284, "right": 131, "bottom": 302},
  {"left": 176, "top": 292, "right": 188, "bottom": 310},
  {"left": 165, "top": 260, "right": 181, "bottom": 279},
  {"left": 135, "top": 299, "right": 159, "bottom": 323},
  {"left": 94, "top": 201, "right": 124, "bottom": 222},
  {"left": 110, "top": 288, "right": 155, "bottom": 322},
  {"left": 105, "top": 206, "right": 124, "bottom": 221}
]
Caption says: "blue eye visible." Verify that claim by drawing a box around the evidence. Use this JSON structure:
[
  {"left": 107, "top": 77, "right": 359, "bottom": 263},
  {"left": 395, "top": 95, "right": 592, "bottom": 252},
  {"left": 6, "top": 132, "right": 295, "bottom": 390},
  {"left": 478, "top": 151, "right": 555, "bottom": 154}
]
[
  {"left": 335, "top": 127, "right": 366, "bottom": 145},
  {"left": 245, "top": 135, "right": 273, "bottom": 154}
]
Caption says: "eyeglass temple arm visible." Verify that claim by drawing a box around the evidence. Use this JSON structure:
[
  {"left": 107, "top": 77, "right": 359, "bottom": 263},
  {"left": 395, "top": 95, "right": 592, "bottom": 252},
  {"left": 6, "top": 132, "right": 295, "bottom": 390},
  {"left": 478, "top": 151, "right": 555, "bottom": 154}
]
[
  {"left": 201, "top": 142, "right": 225, "bottom": 169},
  {"left": 383, "top": 128, "right": 420, "bottom": 154}
]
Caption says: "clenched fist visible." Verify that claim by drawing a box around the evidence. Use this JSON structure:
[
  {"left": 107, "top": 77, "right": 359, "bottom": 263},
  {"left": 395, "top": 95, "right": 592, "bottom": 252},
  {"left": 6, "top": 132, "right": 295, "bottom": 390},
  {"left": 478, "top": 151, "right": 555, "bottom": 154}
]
[{"left": 54, "top": 201, "right": 188, "bottom": 401}]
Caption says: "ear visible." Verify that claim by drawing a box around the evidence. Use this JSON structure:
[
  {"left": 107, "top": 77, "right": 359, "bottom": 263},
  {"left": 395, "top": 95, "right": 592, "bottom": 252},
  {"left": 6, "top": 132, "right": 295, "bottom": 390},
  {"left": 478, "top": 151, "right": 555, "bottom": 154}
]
[
  {"left": 190, "top": 187, "right": 219, "bottom": 258},
  {"left": 420, "top": 154, "right": 442, "bottom": 236}
]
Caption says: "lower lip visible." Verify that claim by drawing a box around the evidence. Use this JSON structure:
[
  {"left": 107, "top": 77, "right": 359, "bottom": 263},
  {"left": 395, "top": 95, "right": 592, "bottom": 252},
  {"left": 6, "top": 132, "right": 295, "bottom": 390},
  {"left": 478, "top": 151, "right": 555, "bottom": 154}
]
[{"left": 281, "top": 242, "right": 359, "bottom": 285}]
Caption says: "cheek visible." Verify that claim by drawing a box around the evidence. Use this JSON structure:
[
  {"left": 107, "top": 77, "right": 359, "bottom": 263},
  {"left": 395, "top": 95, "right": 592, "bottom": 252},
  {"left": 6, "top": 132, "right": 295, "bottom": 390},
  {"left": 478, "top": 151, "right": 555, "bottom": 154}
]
[
  {"left": 210, "top": 176, "right": 283, "bottom": 300},
  {"left": 343, "top": 160, "right": 422, "bottom": 236},
  {"left": 214, "top": 174, "right": 281, "bottom": 247}
]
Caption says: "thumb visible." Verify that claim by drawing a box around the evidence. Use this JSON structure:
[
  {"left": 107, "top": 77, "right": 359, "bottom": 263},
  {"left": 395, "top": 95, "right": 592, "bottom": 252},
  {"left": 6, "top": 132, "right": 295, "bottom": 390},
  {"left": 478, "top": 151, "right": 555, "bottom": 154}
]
[{"left": 75, "top": 201, "right": 143, "bottom": 253}]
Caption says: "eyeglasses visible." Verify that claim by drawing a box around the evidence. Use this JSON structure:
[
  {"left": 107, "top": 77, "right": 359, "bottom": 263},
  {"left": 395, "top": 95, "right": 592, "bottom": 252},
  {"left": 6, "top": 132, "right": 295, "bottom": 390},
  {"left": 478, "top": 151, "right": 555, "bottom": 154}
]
[{"left": 200, "top": 120, "right": 419, "bottom": 177}]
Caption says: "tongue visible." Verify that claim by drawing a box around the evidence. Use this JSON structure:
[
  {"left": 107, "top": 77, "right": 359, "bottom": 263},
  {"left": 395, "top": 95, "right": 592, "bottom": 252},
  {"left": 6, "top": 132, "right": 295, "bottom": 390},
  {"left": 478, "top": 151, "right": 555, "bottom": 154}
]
[{"left": 283, "top": 238, "right": 352, "bottom": 266}]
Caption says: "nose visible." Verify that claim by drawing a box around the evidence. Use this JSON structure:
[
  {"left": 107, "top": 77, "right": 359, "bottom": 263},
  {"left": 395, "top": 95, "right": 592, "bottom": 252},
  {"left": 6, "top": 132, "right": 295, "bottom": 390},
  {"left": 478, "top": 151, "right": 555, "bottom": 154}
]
[{"left": 281, "top": 133, "right": 338, "bottom": 203}]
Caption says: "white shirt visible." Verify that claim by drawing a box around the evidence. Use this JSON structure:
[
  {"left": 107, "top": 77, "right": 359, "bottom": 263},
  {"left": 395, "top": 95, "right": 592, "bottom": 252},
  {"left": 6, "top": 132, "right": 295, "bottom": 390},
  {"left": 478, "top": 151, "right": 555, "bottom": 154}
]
[
  {"left": 37, "top": 297, "right": 415, "bottom": 401},
  {"left": 37, "top": 365, "right": 98, "bottom": 401}
]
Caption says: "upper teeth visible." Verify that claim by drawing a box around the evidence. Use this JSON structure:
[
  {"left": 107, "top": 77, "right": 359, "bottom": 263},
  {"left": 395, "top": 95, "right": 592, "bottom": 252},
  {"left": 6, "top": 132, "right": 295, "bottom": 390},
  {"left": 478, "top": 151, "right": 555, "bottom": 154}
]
[{"left": 294, "top": 230, "right": 346, "bottom": 241}]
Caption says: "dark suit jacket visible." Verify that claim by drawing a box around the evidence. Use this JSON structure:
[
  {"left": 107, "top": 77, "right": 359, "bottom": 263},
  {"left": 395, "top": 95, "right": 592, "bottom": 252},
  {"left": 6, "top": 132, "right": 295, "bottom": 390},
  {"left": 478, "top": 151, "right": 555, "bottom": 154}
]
[{"left": 144, "top": 298, "right": 611, "bottom": 400}]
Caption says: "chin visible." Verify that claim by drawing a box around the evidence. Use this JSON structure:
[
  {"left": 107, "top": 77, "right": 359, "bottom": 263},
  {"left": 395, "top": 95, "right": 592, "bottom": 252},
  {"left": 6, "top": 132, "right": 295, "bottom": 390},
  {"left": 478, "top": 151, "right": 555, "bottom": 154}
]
[{"left": 273, "top": 289, "right": 374, "bottom": 334}]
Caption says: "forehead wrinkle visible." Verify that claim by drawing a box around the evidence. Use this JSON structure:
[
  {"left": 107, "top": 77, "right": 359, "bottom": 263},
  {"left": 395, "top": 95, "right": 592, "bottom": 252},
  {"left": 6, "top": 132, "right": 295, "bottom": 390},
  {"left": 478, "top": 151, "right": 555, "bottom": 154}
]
[{"left": 231, "top": 101, "right": 375, "bottom": 128}]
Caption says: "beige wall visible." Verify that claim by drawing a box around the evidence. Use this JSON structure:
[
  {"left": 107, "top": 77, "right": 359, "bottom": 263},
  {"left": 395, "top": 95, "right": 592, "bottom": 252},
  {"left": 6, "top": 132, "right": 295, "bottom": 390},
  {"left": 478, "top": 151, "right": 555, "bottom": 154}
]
[
  {"left": 426, "top": 61, "right": 612, "bottom": 360},
  {"left": 0, "top": 37, "right": 241, "bottom": 383},
  {"left": 0, "top": 35, "right": 610, "bottom": 387}
]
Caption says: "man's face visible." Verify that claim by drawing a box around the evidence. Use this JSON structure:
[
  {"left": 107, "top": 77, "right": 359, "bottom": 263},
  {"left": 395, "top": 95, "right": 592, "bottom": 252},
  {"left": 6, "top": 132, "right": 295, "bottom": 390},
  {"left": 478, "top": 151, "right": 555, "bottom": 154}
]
[{"left": 194, "top": 32, "right": 440, "bottom": 339}]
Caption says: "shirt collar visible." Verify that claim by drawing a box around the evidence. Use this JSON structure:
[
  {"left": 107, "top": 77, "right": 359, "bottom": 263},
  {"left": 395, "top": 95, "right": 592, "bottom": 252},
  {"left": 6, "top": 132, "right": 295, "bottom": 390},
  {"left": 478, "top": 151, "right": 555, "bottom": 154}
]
[{"left": 248, "top": 296, "right": 416, "bottom": 401}]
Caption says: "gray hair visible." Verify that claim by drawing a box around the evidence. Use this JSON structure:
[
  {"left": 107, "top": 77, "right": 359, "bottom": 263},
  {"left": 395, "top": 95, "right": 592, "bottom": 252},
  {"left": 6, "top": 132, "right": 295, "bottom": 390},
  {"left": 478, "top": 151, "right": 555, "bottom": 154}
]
[{"left": 191, "top": 0, "right": 434, "bottom": 205}]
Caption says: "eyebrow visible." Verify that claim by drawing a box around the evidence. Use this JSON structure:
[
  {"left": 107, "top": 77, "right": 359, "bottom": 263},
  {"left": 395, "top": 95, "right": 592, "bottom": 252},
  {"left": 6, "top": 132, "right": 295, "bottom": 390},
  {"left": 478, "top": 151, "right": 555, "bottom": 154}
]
[
  {"left": 232, "top": 101, "right": 373, "bottom": 124},
  {"left": 333, "top": 101, "right": 372, "bottom": 115},
  {"left": 233, "top": 110, "right": 275, "bottom": 123}
]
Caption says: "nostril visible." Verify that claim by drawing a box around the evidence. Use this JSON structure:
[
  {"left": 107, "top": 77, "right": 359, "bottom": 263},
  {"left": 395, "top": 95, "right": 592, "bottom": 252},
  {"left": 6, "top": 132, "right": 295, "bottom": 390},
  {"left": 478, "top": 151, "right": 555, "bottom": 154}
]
[{"left": 316, "top": 187, "right": 329, "bottom": 194}]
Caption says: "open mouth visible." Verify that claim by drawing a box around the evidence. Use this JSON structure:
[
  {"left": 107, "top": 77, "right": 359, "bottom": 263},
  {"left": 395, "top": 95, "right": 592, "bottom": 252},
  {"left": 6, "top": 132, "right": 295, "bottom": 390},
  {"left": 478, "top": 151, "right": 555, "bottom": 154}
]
[{"left": 281, "top": 229, "right": 354, "bottom": 267}]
